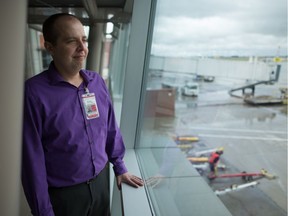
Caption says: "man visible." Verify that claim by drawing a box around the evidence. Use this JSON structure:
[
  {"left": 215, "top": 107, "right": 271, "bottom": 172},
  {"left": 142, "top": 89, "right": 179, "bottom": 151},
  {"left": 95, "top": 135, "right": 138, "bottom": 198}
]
[
  {"left": 22, "top": 13, "right": 143, "bottom": 216},
  {"left": 208, "top": 147, "right": 224, "bottom": 177}
]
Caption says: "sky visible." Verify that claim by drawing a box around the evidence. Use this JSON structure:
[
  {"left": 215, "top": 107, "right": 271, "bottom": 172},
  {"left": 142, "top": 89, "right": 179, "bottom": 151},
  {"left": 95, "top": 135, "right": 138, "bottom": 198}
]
[{"left": 150, "top": 0, "right": 287, "bottom": 57}]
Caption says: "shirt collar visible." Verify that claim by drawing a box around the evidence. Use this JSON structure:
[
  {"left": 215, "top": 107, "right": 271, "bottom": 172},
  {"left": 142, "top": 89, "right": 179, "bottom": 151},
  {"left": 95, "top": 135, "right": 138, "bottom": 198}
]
[
  {"left": 80, "top": 69, "right": 93, "bottom": 85},
  {"left": 47, "top": 61, "right": 93, "bottom": 86}
]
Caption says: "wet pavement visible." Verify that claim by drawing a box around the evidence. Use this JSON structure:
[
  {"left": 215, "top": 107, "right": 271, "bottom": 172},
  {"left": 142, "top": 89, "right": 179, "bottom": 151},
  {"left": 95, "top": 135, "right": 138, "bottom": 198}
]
[{"left": 150, "top": 77, "right": 287, "bottom": 215}]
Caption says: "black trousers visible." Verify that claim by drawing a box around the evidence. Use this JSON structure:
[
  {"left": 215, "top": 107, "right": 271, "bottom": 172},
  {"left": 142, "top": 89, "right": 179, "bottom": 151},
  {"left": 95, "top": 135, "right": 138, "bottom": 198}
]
[
  {"left": 209, "top": 162, "right": 215, "bottom": 172},
  {"left": 48, "top": 167, "right": 109, "bottom": 216}
]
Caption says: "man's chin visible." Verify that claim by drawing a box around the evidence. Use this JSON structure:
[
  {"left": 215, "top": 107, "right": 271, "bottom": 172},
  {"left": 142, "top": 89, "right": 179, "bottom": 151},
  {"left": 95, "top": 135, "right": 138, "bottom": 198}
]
[{"left": 72, "top": 62, "right": 85, "bottom": 71}]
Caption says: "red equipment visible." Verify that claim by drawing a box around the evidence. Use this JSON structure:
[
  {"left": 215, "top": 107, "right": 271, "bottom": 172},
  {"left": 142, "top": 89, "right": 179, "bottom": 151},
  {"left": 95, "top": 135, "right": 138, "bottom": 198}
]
[{"left": 208, "top": 169, "right": 276, "bottom": 181}]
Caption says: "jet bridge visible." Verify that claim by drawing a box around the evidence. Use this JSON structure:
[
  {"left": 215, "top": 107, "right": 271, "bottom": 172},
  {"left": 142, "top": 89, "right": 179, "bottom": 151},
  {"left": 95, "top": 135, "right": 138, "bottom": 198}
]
[
  {"left": 229, "top": 65, "right": 283, "bottom": 104},
  {"left": 228, "top": 80, "right": 273, "bottom": 98}
]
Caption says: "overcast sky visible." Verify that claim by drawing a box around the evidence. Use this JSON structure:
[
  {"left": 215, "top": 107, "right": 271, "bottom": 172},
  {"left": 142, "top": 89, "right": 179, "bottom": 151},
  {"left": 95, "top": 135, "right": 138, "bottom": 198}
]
[{"left": 151, "top": 0, "right": 287, "bottom": 57}]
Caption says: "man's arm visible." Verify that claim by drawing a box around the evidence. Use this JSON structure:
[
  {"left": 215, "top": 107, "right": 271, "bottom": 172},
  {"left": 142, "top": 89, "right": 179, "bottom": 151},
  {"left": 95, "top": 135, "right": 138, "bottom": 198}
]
[
  {"left": 22, "top": 85, "right": 55, "bottom": 216},
  {"left": 103, "top": 88, "right": 143, "bottom": 189}
]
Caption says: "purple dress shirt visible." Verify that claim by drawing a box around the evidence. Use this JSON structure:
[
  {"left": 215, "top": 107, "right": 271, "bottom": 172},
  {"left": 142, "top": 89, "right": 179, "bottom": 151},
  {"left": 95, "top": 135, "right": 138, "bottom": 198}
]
[{"left": 22, "top": 62, "right": 128, "bottom": 216}]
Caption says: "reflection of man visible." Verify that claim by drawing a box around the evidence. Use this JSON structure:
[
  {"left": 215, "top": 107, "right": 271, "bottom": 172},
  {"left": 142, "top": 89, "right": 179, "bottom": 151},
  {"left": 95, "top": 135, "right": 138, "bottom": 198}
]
[
  {"left": 208, "top": 147, "right": 224, "bottom": 176},
  {"left": 146, "top": 133, "right": 183, "bottom": 188}
]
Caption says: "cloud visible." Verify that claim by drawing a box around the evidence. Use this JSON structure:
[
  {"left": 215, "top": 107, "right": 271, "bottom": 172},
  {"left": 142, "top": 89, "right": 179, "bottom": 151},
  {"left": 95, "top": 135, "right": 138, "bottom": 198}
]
[
  {"left": 151, "top": 0, "right": 287, "bottom": 57},
  {"left": 153, "top": 16, "right": 240, "bottom": 42}
]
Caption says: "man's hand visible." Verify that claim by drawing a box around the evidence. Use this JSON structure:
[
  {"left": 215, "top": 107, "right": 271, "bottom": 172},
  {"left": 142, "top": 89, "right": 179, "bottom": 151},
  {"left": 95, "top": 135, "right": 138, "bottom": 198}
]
[{"left": 116, "top": 172, "right": 144, "bottom": 190}]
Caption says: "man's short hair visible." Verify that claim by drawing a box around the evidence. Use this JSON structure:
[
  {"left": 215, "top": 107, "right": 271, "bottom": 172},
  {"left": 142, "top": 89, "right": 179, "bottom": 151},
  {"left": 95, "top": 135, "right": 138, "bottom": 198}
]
[{"left": 42, "top": 13, "right": 80, "bottom": 44}]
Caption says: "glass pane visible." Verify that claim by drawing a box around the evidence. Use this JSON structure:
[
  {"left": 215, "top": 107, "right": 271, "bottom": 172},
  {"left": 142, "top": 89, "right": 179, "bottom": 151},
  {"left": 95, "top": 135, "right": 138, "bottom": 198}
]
[
  {"left": 109, "top": 24, "right": 131, "bottom": 122},
  {"left": 138, "top": 148, "right": 231, "bottom": 215},
  {"left": 137, "top": 0, "right": 287, "bottom": 215}
]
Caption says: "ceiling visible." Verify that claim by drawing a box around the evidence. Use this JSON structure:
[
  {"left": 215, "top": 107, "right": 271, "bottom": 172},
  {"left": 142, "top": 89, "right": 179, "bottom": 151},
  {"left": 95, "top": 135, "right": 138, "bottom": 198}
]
[{"left": 27, "top": 0, "right": 134, "bottom": 25}]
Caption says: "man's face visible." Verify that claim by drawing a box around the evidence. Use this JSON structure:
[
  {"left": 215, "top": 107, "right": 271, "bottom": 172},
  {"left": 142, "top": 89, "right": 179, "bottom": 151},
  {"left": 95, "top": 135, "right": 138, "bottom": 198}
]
[{"left": 45, "top": 17, "right": 89, "bottom": 73}]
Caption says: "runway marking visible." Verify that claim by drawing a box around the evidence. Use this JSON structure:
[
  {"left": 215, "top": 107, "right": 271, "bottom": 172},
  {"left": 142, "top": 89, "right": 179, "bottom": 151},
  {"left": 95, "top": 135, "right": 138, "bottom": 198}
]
[
  {"left": 180, "top": 126, "right": 286, "bottom": 135},
  {"left": 198, "top": 133, "right": 287, "bottom": 142}
]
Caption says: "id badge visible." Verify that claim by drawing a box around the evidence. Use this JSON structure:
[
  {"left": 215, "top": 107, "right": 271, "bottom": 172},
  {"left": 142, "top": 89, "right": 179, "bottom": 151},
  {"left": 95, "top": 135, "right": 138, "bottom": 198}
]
[{"left": 82, "top": 93, "right": 100, "bottom": 119}]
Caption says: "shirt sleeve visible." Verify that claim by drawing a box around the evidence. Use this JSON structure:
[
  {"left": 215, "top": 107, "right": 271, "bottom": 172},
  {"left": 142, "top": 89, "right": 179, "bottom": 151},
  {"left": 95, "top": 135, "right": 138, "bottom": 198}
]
[
  {"left": 103, "top": 87, "right": 128, "bottom": 176},
  {"left": 22, "top": 84, "right": 55, "bottom": 216}
]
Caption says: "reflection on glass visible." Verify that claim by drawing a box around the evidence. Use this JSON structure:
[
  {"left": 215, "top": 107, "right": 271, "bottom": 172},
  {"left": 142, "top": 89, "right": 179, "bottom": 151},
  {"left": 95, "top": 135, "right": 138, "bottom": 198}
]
[
  {"left": 109, "top": 24, "right": 131, "bottom": 121},
  {"left": 137, "top": 0, "right": 287, "bottom": 215}
]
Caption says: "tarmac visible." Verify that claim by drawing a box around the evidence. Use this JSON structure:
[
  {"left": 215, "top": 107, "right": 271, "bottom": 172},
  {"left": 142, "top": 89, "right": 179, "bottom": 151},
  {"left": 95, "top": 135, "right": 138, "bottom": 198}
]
[{"left": 172, "top": 79, "right": 287, "bottom": 216}]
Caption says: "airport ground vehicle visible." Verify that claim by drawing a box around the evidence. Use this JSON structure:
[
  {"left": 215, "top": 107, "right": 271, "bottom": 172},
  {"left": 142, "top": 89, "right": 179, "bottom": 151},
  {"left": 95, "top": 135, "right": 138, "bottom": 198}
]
[
  {"left": 182, "top": 82, "right": 199, "bottom": 96},
  {"left": 203, "top": 76, "right": 215, "bottom": 82}
]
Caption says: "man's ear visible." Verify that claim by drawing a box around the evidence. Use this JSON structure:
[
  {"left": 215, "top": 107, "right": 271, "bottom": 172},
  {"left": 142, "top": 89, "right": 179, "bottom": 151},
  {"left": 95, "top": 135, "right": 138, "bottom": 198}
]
[{"left": 44, "top": 41, "right": 54, "bottom": 55}]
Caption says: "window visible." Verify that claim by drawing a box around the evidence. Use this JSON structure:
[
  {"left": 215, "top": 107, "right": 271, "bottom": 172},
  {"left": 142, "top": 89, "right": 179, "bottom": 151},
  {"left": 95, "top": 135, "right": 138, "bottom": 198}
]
[
  {"left": 136, "top": 0, "right": 287, "bottom": 215},
  {"left": 109, "top": 24, "right": 131, "bottom": 122},
  {"left": 41, "top": 50, "right": 52, "bottom": 69}
]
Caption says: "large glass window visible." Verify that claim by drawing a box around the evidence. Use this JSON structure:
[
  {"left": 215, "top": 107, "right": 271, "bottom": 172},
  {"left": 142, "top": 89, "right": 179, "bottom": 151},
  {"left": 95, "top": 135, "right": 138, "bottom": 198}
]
[
  {"left": 137, "top": 0, "right": 287, "bottom": 215},
  {"left": 109, "top": 24, "right": 131, "bottom": 122}
]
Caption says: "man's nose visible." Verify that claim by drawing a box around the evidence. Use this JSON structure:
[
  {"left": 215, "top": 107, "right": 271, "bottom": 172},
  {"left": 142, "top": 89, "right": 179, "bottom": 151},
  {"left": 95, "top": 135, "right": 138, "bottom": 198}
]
[{"left": 78, "top": 41, "right": 87, "bottom": 50}]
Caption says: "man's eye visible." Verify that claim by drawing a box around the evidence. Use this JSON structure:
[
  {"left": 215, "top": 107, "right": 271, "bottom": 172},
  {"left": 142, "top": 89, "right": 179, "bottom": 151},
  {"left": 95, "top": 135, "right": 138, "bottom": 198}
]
[{"left": 67, "top": 40, "right": 76, "bottom": 43}]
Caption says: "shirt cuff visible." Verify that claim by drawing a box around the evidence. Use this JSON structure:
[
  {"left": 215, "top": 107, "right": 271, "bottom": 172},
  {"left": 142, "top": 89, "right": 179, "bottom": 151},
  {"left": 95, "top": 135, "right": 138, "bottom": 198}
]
[{"left": 113, "top": 162, "right": 128, "bottom": 176}]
